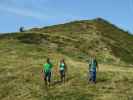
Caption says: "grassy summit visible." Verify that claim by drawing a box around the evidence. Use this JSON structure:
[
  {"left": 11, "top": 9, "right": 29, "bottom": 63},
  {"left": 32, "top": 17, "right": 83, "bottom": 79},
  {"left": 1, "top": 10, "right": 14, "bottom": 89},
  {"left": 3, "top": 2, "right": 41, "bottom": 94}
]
[
  {"left": 23, "top": 18, "right": 133, "bottom": 64},
  {"left": 0, "top": 18, "right": 133, "bottom": 100}
]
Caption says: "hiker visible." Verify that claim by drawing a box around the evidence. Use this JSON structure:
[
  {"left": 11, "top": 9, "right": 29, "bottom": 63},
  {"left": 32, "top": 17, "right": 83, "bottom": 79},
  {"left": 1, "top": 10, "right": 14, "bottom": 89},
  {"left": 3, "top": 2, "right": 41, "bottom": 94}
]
[
  {"left": 19, "top": 27, "right": 24, "bottom": 32},
  {"left": 59, "top": 59, "right": 67, "bottom": 83},
  {"left": 88, "top": 56, "right": 99, "bottom": 84},
  {"left": 42, "top": 58, "right": 53, "bottom": 86}
]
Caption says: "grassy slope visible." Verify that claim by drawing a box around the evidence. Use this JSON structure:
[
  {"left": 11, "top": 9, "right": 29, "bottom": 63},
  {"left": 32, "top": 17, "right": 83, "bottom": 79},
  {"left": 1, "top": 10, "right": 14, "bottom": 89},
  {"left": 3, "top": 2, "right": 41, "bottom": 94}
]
[
  {"left": 0, "top": 18, "right": 133, "bottom": 100},
  {"left": 29, "top": 18, "right": 133, "bottom": 65},
  {"left": 0, "top": 33, "right": 133, "bottom": 100},
  {"left": 0, "top": 40, "right": 133, "bottom": 100}
]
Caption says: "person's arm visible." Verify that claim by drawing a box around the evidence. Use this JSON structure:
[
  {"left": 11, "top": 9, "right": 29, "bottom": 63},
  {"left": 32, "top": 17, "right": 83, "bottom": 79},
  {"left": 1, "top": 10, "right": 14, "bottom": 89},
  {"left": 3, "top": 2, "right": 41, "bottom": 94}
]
[
  {"left": 64, "top": 63, "right": 67, "bottom": 72},
  {"left": 41, "top": 69, "right": 43, "bottom": 73},
  {"left": 96, "top": 60, "right": 99, "bottom": 71},
  {"left": 89, "top": 61, "right": 91, "bottom": 72}
]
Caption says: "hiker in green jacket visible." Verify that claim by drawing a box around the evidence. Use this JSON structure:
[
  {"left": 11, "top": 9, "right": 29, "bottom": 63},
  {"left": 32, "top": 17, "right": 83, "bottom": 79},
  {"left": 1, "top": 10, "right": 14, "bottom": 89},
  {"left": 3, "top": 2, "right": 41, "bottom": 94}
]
[
  {"left": 43, "top": 58, "right": 53, "bottom": 86},
  {"left": 88, "top": 56, "right": 99, "bottom": 84},
  {"left": 59, "top": 59, "right": 67, "bottom": 83}
]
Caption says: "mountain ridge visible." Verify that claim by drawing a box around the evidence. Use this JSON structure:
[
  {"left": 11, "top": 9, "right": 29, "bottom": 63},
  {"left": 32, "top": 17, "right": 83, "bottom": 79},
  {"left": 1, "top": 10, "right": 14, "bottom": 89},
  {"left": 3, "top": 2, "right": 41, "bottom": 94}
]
[{"left": 0, "top": 18, "right": 133, "bottom": 65}]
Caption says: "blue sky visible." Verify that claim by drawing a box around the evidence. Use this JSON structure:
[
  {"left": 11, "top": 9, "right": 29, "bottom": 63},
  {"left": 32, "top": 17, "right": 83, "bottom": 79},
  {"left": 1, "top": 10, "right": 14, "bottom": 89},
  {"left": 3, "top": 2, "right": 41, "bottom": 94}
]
[{"left": 0, "top": 0, "right": 133, "bottom": 33}]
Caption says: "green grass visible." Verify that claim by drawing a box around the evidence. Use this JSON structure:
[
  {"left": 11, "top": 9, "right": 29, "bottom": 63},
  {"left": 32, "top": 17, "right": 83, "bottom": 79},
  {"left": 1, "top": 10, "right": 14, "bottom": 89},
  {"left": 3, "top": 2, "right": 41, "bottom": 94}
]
[
  {"left": 0, "top": 18, "right": 133, "bottom": 100},
  {"left": 1, "top": 52, "right": 133, "bottom": 100}
]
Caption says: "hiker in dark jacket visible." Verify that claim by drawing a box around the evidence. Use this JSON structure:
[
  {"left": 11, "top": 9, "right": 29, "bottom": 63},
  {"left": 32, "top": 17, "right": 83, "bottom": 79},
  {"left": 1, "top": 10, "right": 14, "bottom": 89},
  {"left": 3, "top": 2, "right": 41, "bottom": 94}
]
[{"left": 19, "top": 27, "right": 24, "bottom": 32}]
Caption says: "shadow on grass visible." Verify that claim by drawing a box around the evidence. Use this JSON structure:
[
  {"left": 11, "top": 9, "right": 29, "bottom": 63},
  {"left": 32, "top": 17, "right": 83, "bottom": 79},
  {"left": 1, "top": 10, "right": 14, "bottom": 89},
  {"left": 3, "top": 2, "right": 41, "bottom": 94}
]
[
  {"left": 51, "top": 75, "right": 76, "bottom": 86},
  {"left": 96, "top": 72, "right": 114, "bottom": 83},
  {"left": 52, "top": 80, "right": 62, "bottom": 86},
  {"left": 16, "top": 33, "right": 49, "bottom": 44}
]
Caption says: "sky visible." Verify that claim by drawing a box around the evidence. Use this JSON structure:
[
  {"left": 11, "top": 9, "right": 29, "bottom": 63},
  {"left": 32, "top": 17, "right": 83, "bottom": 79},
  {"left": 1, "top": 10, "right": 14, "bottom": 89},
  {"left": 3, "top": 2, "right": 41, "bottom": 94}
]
[{"left": 0, "top": 0, "right": 133, "bottom": 34}]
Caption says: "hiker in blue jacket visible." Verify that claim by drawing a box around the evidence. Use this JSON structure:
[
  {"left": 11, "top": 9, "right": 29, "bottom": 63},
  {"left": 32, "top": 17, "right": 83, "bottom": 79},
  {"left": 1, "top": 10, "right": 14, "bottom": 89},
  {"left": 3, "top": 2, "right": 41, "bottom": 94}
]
[{"left": 88, "top": 56, "right": 99, "bottom": 84}]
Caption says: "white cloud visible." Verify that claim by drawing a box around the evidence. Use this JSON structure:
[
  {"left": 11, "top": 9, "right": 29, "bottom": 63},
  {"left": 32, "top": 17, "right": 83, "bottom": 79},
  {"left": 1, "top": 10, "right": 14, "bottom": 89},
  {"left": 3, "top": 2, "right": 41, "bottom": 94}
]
[
  {"left": 0, "top": 4, "right": 51, "bottom": 20},
  {"left": 0, "top": 0, "right": 77, "bottom": 21}
]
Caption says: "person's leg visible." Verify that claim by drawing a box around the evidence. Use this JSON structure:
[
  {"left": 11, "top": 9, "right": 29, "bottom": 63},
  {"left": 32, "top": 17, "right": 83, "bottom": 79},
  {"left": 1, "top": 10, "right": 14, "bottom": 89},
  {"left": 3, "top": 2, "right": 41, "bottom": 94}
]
[
  {"left": 62, "top": 70, "right": 65, "bottom": 83},
  {"left": 89, "top": 71, "right": 93, "bottom": 82},
  {"left": 60, "top": 70, "right": 63, "bottom": 82},
  {"left": 48, "top": 72, "right": 51, "bottom": 86},
  {"left": 44, "top": 72, "right": 48, "bottom": 86},
  {"left": 92, "top": 71, "right": 96, "bottom": 84}
]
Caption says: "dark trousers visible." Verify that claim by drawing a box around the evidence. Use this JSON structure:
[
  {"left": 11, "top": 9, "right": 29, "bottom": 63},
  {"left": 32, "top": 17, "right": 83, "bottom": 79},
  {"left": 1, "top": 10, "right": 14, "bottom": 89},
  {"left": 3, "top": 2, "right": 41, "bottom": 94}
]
[
  {"left": 60, "top": 70, "right": 65, "bottom": 82},
  {"left": 89, "top": 71, "right": 96, "bottom": 82},
  {"left": 44, "top": 71, "right": 51, "bottom": 83}
]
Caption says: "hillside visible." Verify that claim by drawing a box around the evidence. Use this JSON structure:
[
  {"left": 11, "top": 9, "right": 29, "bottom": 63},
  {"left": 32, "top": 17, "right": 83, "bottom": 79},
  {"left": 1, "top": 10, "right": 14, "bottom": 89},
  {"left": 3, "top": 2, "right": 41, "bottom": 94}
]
[
  {"left": 0, "top": 18, "right": 133, "bottom": 100},
  {"left": 1, "top": 18, "right": 133, "bottom": 64},
  {"left": 29, "top": 18, "right": 133, "bottom": 64}
]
